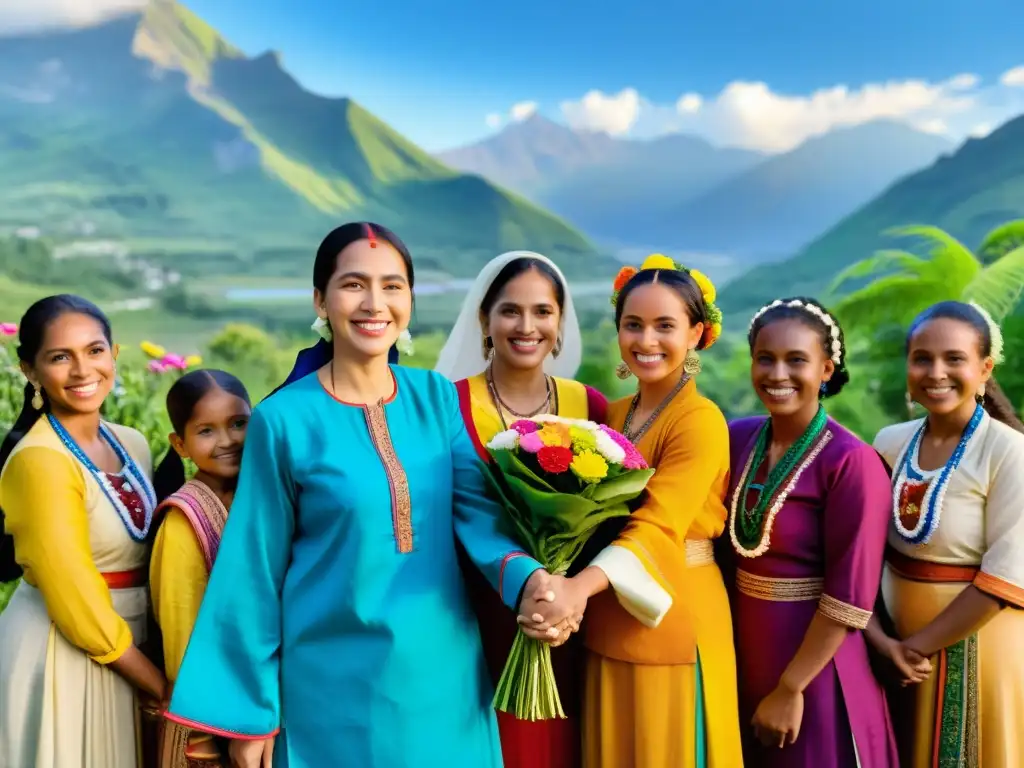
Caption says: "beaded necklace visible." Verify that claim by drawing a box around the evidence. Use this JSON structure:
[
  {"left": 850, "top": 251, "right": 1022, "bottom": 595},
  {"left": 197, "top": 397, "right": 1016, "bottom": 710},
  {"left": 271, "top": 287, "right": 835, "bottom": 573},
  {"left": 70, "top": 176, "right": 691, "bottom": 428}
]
[
  {"left": 890, "top": 403, "right": 983, "bottom": 545},
  {"left": 621, "top": 373, "right": 690, "bottom": 443},
  {"left": 47, "top": 414, "right": 156, "bottom": 542},
  {"left": 485, "top": 366, "right": 556, "bottom": 431},
  {"left": 729, "top": 405, "right": 831, "bottom": 558}
]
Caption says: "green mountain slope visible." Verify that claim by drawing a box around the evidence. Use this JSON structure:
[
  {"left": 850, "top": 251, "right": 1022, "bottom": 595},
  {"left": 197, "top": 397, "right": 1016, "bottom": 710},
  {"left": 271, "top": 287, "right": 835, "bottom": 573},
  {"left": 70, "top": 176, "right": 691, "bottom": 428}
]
[
  {"left": 722, "top": 114, "right": 1024, "bottom": 316},
  {"left": 0, "top": 1, "right": 598, "bottom": 278}
]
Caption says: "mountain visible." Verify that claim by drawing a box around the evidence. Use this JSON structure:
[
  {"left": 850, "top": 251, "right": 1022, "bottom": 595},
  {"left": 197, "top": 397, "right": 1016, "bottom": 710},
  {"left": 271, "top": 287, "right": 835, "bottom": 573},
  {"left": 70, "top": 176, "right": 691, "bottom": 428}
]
[
  {"left": 0, "top": 1, "right": 598, "bottom": 280},
  {"left": 647, "top": 121, "right": 953, "bottom": 260},
  {"left": 722, "top": 114, "right": 1024, "bottom": 316},
  {"left": 438, "top": 116, "right": 764, "bottom": 244}
]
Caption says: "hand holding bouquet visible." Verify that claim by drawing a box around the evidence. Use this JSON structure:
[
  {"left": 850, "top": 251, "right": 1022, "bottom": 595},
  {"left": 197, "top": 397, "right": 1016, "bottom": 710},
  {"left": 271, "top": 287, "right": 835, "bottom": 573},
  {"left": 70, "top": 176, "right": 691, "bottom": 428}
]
[{"left": 484, "top": 414, "right": 654, "bottom": 720}]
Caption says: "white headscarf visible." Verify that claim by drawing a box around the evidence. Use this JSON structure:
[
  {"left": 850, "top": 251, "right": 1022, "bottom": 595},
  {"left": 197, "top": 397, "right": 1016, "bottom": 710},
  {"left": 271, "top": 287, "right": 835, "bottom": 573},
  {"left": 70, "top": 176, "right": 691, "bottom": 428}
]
[{"left": 434, "top": 251, "right": 583, "bottom": 382}]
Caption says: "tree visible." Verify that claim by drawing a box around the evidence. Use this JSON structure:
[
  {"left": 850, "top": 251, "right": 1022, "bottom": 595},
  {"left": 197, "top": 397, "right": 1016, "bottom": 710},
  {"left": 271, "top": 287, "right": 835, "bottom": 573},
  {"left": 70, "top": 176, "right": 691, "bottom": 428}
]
[{"left": 828, "top": 222, "right": 1024, "bottom": 331}]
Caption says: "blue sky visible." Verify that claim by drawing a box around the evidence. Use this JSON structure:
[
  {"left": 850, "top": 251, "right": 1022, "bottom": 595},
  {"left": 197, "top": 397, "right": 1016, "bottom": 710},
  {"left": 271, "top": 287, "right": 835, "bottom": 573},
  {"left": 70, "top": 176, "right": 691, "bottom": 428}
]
[{"left": 10, "top": 0, "right": 1024, "bottom": 152}]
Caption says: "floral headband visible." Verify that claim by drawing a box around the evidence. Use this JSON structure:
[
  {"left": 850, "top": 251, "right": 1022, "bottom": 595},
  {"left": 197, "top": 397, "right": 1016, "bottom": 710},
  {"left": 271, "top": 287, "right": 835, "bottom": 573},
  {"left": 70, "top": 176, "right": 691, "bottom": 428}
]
[
  {"left": 750, "top": 298, "right": 843, "bottom": 367},
  {"left": 969, "top": 301, "right": 1004, "bottom": 365},
  {"left": 610, "top": 253, "right": 723, "bottom": 349}
]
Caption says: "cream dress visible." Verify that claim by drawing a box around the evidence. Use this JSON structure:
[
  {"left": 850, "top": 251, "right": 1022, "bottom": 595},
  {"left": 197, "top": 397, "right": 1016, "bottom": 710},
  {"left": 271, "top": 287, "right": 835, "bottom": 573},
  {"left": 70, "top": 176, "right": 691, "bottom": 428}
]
[{"left": 0, "top": 416, "right": 154, "bottom": 768}]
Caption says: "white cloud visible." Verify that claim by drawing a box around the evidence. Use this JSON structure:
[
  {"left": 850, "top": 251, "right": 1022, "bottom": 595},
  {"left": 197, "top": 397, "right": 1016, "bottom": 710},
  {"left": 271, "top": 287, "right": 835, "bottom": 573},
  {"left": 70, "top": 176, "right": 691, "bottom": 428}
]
[
  {"left": 485, "top": 113, "right": 502, "bottom": 129},
  {"left": 1002, "top": 66, "right": 1024, "bottom": 87},
  {"left": 0, "top": 0, "right": 146, "bottom": 35},
  {"left": 969, "top": 122, "right": 993, "bottom": 138},
  {"left": 552, "top": 68, "right": 1024, "bottom": 152},
  {"left": 560, "top": 88, "right": 641, "bottom": 136},
  {"left": 676, "top": 93, "right": 702, "bottom": 114},
  {"left": 509, "top": 101, "right": 538, "bottom": 122}
]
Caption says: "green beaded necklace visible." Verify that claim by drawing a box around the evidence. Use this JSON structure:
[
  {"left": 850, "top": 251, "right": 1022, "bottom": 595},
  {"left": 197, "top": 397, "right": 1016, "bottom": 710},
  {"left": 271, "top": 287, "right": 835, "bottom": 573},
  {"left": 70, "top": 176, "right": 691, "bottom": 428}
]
[{"left": 735, "top": 405, "right": 828, "bottom": 549}]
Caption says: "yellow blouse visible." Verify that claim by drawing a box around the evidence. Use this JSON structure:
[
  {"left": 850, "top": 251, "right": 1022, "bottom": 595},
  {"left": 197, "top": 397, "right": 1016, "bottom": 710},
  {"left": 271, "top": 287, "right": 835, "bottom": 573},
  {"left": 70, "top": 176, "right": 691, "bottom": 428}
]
[
  {"left": 0, "top": 417, "right": 152, "bottom": 664},
  {"left": 585, "top": 378, "right": 731, "bottom": 665},
  {"left": 150, "top": 508, "right": 209, "bottom": 681}
]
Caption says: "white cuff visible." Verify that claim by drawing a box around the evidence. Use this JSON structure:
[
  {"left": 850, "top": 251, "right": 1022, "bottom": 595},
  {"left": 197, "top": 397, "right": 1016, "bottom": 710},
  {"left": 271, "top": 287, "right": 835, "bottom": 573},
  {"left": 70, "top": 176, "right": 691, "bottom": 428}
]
[{"left": 591, "top": 545, "right": 673, "bottom": 628}]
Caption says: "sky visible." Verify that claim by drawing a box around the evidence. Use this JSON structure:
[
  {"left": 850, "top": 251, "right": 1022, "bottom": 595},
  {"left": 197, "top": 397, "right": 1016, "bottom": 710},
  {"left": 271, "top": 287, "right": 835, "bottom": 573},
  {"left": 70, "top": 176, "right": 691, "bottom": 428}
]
[{"left": 4, "top": 0, "right": 1024, "bottom": 153}]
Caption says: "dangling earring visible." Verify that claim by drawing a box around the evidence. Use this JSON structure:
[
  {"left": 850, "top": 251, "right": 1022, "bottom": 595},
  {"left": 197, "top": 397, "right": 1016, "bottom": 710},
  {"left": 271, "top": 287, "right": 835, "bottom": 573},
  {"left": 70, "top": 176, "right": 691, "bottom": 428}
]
[
  {"left": 977, "top": 382, "right": 987, "bottom": 402},
  {"left": 819, "top": 382, "right": 828, "bottom": 397},
  {"left": 615, "top": 362, "right": 633, "bottom": 380},
  {"left": 552, "top": 336, "right": 563, "bottom": 358},
  {"left": 683, "top": 348, "right": 702, "bottom": 375},
  {"left": 481, "top": 335, "right": 493, "bottom": 360},
  {"left": 31, "top": 384, "right": 43, "bottom": 410},
  {"left": 905, "top": 390, "right": 916, "bottom": 419}
]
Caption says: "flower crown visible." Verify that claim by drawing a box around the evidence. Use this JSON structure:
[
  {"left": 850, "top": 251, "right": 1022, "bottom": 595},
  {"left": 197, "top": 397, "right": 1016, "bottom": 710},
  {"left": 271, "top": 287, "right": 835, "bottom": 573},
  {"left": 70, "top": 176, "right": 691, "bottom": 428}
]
[
  {"left": 750, "top": 298, "right": 843, "bottom": 367},
  {"left": 611, "top": 253, "right": 723, "bottom": 349}
]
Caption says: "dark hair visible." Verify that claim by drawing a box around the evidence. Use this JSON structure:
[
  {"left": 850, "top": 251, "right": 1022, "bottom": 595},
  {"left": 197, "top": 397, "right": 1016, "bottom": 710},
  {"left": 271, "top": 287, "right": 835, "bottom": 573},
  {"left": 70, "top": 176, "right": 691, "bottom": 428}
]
[
  {"left": 272, "top": 222, "right": 413, "bottom": 397},
  {"left": 0, "top": 294, "right": 112, "bottom": 581},
  {"left": 614, "top": 269, "right": 710, "bottom": 348},
  {"left": 747, "top": 296, "right": 850, "bottom": 399},
  {"left": 152, "top": 369, "right": 252, "bottom": 502},
  {"left": 906, "top": 300, "right": 1024, "bottom": 432}
]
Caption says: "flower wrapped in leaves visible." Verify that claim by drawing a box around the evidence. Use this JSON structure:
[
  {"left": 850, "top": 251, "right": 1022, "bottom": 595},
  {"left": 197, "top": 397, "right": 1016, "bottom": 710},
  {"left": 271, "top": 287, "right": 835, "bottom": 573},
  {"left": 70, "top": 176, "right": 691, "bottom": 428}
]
[{"left": 483, "top": 414, "right": 655, "bottom": 721}]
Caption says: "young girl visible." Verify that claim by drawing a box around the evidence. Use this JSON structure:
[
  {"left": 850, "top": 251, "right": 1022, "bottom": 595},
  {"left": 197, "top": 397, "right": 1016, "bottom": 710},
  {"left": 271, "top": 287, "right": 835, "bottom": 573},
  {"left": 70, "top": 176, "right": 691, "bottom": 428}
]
[
  {"left": 150, "top": 369, "right": 252, "bottom": 768},
  {"left": 727, "top": 297, "right": 897, "bottom": 767},
  {"left": 869, "top": 300, "right": 1024, "bottom": 767}
]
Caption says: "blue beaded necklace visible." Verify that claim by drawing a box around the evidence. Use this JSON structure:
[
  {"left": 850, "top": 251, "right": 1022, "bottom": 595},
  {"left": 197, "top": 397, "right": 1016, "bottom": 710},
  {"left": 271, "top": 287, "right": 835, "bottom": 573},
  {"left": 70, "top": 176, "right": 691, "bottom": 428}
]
[
  {"left": 47, "top": 414, "right": 156, "bottom": 542},
  {"left": 891, "top": 403, "right": 983, "bottom": 545}
]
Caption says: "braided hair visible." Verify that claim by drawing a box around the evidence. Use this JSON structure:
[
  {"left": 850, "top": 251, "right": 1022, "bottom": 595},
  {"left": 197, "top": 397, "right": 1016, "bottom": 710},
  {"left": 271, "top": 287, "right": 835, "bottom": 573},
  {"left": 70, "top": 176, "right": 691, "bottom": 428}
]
[{"left": 748, "top": 296, "right": 850, "bottom": 399}]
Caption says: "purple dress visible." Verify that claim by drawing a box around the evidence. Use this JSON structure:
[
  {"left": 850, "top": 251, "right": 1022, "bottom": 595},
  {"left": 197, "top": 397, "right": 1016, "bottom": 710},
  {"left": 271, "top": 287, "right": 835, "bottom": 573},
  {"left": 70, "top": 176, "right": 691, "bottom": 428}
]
[{"left": 724, "top": 417, "right": 898, "bottom": 768}]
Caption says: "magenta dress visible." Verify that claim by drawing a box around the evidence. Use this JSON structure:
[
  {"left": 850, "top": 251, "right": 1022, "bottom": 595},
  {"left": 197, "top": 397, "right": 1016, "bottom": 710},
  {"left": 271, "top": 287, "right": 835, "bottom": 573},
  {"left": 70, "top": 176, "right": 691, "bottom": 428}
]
[{"left": 724, "top": 417, "right": 898, "bottom": 768}]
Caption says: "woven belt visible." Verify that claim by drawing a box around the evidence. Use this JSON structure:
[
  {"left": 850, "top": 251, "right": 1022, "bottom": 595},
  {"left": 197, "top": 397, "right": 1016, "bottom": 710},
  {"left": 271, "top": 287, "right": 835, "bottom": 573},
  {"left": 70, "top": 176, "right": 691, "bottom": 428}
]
[
  {"left": 684, "top": 539, "right": 715, "bottom": 567},
  {"left": 102, "top": 568, "right": 147, "bottom": 590},
  {"left": 736, "top": 569, "right": 823, "bottom": 601}
]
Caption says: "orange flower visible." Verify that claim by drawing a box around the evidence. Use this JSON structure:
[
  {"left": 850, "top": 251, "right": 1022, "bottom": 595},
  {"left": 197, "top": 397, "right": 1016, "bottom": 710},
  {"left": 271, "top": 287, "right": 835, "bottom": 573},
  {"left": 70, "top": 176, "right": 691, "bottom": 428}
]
[
  {"left": 613, "top": 266, "right": 638, "bottom": 292},
  {"left": 537, "top": 424, "right": 571, "bottom": 448},
  {"left": 702, "top": 321, "right": 722, "bottom": 350}
]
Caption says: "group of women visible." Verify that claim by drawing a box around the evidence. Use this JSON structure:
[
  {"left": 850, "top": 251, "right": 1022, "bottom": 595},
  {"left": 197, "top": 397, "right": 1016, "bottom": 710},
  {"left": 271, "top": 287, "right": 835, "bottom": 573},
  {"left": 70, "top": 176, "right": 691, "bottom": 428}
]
[{"left": 0, "top": 220, "right": 1020, "bottom": 768}]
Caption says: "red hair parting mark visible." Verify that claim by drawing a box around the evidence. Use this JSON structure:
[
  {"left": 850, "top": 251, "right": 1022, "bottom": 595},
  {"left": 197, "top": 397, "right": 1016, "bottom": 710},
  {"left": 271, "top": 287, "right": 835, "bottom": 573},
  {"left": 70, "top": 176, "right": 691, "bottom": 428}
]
[{"left": 364, "top": 223, "right": 377, "bottom": 248}]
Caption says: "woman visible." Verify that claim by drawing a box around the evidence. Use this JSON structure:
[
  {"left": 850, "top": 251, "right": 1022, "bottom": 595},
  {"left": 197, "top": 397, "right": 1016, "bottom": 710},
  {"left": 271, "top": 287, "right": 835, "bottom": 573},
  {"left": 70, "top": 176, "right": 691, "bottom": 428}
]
[
  {"left": 869, "top": 300, "right": 1024, "bottom": 767},
  {"left": 163, "top": 223, "right": 564, "bottom": 768},
  {"left": 0, "top": 294, "right": 166, "bottom": 768},
  {"left": 726, "top": 297, "right": 897, "bottom": 767},
  {"left": 534, "top": 254, "right": 743, "bottom": 767},
  {"left": 435, "top": 250, "right": 606, "bottom": 768},
  {"left": 150, "top": 370, "right": 253, "bottom": 767}
]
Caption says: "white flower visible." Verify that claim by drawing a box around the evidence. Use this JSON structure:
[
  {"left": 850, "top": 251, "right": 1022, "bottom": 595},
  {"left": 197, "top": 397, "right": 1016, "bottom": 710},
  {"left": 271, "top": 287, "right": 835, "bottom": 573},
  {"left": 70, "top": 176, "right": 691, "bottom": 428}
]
[
  {"left": 397, "top": 328, "right": 414, "bottom": 356},
  {"left": 594, "top": 430, "right": 626, "bottom": 464},
  {"left": 311, "top": 315, "right": 332, "bottom": 342},
  {"left": 969, "top": 301, "right": 1004, "bottom": 365},
  {"left": 487, "top": 429, "right": 519, "bottom": 451}
]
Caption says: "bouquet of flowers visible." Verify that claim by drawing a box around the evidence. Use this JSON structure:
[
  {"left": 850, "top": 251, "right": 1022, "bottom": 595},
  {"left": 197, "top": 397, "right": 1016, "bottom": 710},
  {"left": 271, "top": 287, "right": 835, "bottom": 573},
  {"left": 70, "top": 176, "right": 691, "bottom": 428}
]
[{"left": 484, "top": 414, "right": 655, "bottom": 720}]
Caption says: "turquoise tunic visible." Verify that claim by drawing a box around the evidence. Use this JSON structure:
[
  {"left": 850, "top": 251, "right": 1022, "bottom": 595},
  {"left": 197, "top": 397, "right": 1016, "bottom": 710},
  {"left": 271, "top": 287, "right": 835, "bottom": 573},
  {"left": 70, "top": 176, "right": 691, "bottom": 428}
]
[{"left": 164, "top": 367, "right": 543, "bottom": 767}]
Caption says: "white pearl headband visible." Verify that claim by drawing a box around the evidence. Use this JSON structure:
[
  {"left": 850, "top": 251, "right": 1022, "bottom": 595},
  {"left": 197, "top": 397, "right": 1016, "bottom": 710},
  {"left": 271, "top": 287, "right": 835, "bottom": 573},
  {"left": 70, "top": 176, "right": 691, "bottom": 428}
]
[
  {"left": 750, "top": 299, "right": 843, "bottom": 367},
  {"left": 968, "top": 301, "right": 1004, "bottom": 366}
]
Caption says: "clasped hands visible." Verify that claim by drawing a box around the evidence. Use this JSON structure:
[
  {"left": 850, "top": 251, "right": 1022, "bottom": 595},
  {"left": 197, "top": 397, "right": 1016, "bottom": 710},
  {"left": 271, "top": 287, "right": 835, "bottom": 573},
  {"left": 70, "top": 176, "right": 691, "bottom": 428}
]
[{"left": 516, "top": 569, "right": 593, "bottom": 647}]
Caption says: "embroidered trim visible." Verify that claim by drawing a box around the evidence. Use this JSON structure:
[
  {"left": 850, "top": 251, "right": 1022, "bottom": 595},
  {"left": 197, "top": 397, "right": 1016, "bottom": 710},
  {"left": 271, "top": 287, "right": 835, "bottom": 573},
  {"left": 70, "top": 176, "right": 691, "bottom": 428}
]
[
  {"left": 729, "top": 429, "right": 833, "bottom": 558},
  {"left": 47, "top": 415, "right": 156, "bottom": 541},
  {"left": 363, "top": 402, "right": 413, "bottom": 554},
  {"left": 736, "top": 569, "right": 823, "bottom": 601},
  {"left": 817, "top": 593, "right": 872, "bottom": 629},
  {"left": 684, "top": 539, "right": 715, "bottom": 567},
  {"left": 933, "top": 635, "right": 979, "bottom": 767},
  {"left": 890, "top": 405, "right": 983, "bottom": 545},
  {"left": 158, "top": 480, "right": 229, "bottom": 573}
]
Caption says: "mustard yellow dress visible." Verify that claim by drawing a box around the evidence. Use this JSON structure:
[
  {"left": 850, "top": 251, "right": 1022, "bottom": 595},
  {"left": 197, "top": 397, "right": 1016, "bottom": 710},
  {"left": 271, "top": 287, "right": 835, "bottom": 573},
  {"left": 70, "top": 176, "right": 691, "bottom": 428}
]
[
  {"left": 455, "top": 373, "right": 605, "bottom": 768},
  {"left": 0, "top": 416, "right": 154, "bottom": 768},
  {"left": 874, "top": 413, "right": 1024, "bottom": 768},
  {"left": 583, "top": 378, "right": 743, "bottom": 768},
  {"left": 150, "top": 479, "right": 229, "bottom": 767}
]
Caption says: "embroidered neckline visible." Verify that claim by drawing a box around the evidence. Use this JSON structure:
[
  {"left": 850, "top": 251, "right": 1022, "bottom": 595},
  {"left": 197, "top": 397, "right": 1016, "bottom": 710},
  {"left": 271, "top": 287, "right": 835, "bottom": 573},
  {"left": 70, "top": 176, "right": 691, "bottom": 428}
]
[
  {"left": 890, "top": 404, "right": 984, "bottom": 545},
  {"left": 729, "top": 424, "right": 833, "bottom": 559},
  {"left": 47, "top": 415, "right": 156, "bottom": 541}
]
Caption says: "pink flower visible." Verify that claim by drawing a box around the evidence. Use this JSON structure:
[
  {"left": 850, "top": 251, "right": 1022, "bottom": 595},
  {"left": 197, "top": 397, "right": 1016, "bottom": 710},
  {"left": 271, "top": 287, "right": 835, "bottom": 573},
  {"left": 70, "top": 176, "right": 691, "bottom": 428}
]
[
  {"left": 147, "top": 360, "right": 168, "bottom": 374},
  {"left": 509, "top": 419, "right": 540, "bottom": 435},
  {"left": 0, "top": 323, "right": 17, "bottom": 337},
  {"left": 519, "top": 431, "right": 544, "bottom": 454},
  {"left": 600, "top": 425, "right": 648, "bottom": 470},
  {"left": 162, "top": 354, "right": 188, "bottom": 370}
]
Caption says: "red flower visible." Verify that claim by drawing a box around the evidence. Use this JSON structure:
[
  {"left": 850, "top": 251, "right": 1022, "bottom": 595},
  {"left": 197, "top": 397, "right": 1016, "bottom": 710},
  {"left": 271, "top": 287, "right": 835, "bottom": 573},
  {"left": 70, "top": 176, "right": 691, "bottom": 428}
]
[{"left": 537, "top": 445, "right": 573, "bottom": 474}]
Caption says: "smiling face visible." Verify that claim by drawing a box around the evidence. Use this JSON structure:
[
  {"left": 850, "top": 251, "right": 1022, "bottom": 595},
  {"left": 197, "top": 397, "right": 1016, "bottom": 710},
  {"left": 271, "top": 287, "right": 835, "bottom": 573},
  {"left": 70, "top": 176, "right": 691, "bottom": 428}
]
[
  {"left": 751, "top": 317, "right": 835, "bottom": 417},
  {"left": 22, "top": 311, "right": 115, "bottom": 417},
  {"left": 313, "top": 238, "right": 412, "bottom": 361},
  {"left": 617, "top": 282, "right": 703, "bottom": 384},
  {"left": 170, "top": 386, "right": 252, "bottom": 482},
  {"left": 907, "top": 317, "right": 992, "bottom": 418},
  {"left": 482, "top": 267, "right": 562, "bottom": 372}
]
